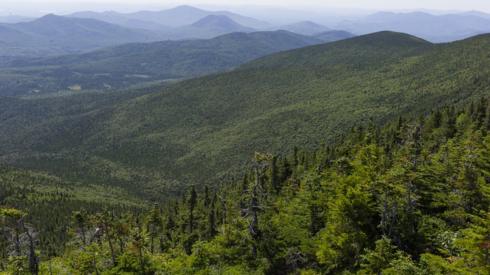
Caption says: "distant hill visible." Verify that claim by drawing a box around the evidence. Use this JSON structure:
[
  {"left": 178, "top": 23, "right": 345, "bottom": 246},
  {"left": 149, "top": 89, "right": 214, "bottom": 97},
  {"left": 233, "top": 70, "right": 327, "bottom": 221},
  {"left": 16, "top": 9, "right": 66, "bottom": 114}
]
[
  {"left": 276, "top": 21, "right": 331, "bottom": 35},
  {"left": 191, "top": 15, "right": 252, "bottom": 30},
  {"left": 168, "top": 15, "right": 255, "bottom": 39},
  {"left": 2, "top": 32, "right": 490, "bottom": 192},
  {"left": 70, "top": 5, "right": 270, "bottom": 30},
  {"left": 314, "top": 30, "right": 355, "bottom": 42},
  {"left": 0, "top": 14, "right": 160, "bottom": 56},
  {"left": 0, "top": 30, "right": 322, "bottom": 95},
  {"left": 128, "top": 5, "right": 270, "bottom": 29},
  {"left": 338, "top": 11, "right": 490, "bottom": 42}
]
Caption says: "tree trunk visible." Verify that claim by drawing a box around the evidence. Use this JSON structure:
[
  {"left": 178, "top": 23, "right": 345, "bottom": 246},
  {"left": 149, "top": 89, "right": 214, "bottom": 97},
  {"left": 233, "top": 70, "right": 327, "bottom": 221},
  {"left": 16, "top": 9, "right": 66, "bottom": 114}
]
[{"left": 21, "top": 219, "right": 39, "bottom": 275}]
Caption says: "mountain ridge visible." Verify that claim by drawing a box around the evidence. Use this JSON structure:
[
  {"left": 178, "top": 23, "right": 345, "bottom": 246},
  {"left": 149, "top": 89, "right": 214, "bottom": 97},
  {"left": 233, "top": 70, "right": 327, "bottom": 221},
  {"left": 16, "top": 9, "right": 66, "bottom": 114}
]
[
  {"left": 0, "top": 30, "right": 323, "bottom": 95},
  {"left": 70, "top": 5, "right": 270, "bottom": 29}
]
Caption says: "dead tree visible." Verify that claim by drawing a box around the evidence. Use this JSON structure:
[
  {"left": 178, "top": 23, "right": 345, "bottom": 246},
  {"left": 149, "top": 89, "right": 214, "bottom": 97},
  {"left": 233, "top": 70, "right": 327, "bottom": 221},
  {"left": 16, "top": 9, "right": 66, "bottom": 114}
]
[{"left": 242, "top": 152, "right": 272, "bottom": 257}]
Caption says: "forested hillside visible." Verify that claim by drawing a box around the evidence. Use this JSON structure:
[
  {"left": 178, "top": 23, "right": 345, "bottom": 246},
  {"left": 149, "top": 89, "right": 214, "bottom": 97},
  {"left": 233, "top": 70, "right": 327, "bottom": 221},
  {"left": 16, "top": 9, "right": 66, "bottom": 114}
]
[
  {"left": 2, "top": 32, "right": 490, "bottom": 200},
  {"left": 1, "top": 97, "right": 488, "bottom": 274},
  {"left": 0, "top": 31, "right": 322, "bottom": 96},
  {"left": 1, "top": 2, "right": 490, "bottom": 273}
]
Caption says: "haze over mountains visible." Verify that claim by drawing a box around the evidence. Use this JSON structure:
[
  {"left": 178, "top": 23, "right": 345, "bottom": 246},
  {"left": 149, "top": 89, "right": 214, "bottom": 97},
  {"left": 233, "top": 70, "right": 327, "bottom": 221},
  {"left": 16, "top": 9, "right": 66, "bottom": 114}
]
[
  {"left": 337, "top": 11, "right": 490, "bottom": 42},
  {"left": 71, "top": 5, "right": 270, "bottom": 29},
  {"left": 1, "top": 5, "right": 490, "bottom": 59},
  {"left": 64, "top": 5, "right": 490, "bottom": 42}
]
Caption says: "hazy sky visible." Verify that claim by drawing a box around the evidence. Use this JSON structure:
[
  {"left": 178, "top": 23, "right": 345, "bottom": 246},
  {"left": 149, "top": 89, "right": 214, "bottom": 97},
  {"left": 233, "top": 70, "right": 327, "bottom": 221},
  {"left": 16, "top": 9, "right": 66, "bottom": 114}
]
[{"left": 1, "top": 0, "right": 490, "bottom": 16}]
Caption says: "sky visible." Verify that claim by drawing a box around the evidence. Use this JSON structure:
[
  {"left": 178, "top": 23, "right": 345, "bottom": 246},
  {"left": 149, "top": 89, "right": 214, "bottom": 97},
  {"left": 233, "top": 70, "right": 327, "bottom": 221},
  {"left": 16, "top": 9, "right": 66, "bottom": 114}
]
[{"left": 1, "top": 0, "right": 490, "bottom": 16}]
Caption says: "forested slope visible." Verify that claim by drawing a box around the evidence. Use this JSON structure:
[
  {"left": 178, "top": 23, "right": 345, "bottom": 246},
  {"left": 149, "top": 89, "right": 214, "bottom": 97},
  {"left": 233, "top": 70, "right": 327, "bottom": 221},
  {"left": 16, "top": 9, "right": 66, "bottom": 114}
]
[
  {"left": 2, "top": 97, "right": 488, "bottom": 274},
  {"left": 1, "top": 32, "right": 490, "bottom": 199},
  {"left": 0, "top": 166, "right": 144, "bottom": 258},
  {"left": 0, "top": 31, "right": 322, "bottom": 96}
]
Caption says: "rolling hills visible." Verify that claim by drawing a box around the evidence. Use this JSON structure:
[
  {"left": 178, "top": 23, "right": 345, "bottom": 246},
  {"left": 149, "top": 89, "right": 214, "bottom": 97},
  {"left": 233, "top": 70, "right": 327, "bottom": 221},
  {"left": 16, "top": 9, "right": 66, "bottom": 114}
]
[
  {"left": 0, "top": 31, "right": 323, "bottom": 96},
  {"left": 0, "top": 9, "right": 275, "bottom": 59},
  {"left": 1, "top": 31, "right": 490, "bottom": 199},
  {"left": 70, "top": 9, "right": 266, "bottom": 40},
  {"left": 70, "top": 5, "right": 271, "bottom": 29}
]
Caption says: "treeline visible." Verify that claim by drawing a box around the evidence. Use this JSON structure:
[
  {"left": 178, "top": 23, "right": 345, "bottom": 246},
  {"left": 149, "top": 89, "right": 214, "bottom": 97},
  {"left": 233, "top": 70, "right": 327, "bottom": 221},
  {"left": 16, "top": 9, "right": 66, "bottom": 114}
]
[{"left": 1, "top": 98, "right": 489, "bottom": 274}]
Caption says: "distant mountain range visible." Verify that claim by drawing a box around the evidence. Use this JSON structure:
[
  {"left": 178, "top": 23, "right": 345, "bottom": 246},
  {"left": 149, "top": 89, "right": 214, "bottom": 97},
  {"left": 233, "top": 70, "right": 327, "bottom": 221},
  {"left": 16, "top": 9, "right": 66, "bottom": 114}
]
[
  {"left": 70, "top": 5, "right": 270, "bottom": 29},
  {"left": 0, "top": 6, "right": 355, "bottom": 58},
  {"left": 67, "top": 6, "right": 490, "bottom": 43},
  {"left": 2, "top": 5, "right": 490, "bottom": 59},
  {"left": 338, "top": 11, "right": 490, "bottom": 42},
  {"left": 0, "top": 13, "right": 261, "bottom": 56},
  {"left": 70, "top": 6, "right": 333, "bottom": 36}
]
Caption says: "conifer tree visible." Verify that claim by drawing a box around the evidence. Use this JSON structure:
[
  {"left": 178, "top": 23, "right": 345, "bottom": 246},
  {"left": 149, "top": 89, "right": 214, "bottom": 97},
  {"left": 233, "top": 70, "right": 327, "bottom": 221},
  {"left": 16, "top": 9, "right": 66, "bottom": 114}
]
[
  {"left": 73, "top": 211, "right": 87, "bottom": 246},
  {"left": 188, "top": 186, "right": 197, "bottom": 233},
  {"left": 147, "top": 204, "right": 162, "bottom": 253},
  {"left": 203, "top": 185, "right": 210, "bottom": 208},
  {"left": 270, "top": 155, "right": 280, "bottom": 193},
  {"left": 207, "top": 194, "right": 217, "bottom": 238}
]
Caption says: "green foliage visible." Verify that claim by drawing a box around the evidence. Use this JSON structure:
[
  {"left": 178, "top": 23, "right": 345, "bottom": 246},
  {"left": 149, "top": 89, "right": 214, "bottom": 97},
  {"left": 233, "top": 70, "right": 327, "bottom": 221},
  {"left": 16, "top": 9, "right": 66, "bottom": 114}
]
[
  {"left": 3, "top": 32, "right": 490, "bottom": 204},
  {"left": 0, "top": 208, "right": 26, "bottom": 219},
  {"left": 1, "top": 97, "right": 486, "bottom": 274},
  {"left": 359, "top": 237, "right": 408, "bottom": 274},
  {"left": 1, "top": 33, "right": 490, "bottom": 274}
]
